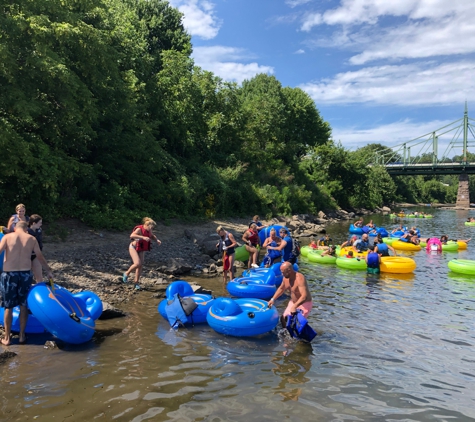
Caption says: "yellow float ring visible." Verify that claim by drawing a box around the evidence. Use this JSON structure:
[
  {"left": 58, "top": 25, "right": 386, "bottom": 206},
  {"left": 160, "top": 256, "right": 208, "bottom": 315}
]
[{"left": 380, "top": 256, "right": 416, "bottom": 274}]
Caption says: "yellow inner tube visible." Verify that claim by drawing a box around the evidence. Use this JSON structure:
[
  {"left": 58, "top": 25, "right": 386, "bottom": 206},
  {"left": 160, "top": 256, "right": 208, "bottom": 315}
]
[
  {"left": 392, "top": 240, "right": 422, "bottom": 251},
  {"left": 339, "top": 246, "right": 368, "bottom": 258},
  {"left": 380, "top": 256, "right": 416, "bottom": 274},
  {"left": 457, "top": 241, "right": 468, "bottom": 250}
]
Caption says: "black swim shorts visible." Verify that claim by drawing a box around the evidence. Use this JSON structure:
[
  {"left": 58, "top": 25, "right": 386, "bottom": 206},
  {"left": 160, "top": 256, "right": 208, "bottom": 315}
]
[{"left": 0, "top": 271, "right": 33, "bottom": 308}]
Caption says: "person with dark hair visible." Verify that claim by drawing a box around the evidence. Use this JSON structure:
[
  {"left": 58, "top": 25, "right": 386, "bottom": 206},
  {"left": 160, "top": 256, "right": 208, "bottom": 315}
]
[
  {"left": 28, "top": 214, "right": 44, "bottom": 282},
  {"left": 401, "top": 230, "right": 420, "bottom": 245},
  {"left": 365, "top": 245, "right": 381, "bottom": 274},
  {"left": 242, "top": 223, "right": 260, "bottom": 269},
  {"left": 373, "top": 239, "right": 396, "bottom": 257},
  {"left": 321, "top": 245, "right": 337, "bottom": 257},
  {"left": 279, "top": 228, "right": 297, "bottom": 264}
]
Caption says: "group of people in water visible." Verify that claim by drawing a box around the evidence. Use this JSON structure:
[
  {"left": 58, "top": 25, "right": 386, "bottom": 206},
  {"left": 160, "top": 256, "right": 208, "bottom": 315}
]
[
  {"left": 215, "top": 216, "right": 313, "bottom": 324},
  {"left": 5, "top": 206, "right": 472, "bottom": 344}
]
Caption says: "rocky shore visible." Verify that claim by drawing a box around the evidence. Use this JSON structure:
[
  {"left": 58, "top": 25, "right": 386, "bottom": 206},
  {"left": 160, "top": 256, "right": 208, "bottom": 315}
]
[{"left": 42, "top": 207, "right": 390, "bottom": 309}]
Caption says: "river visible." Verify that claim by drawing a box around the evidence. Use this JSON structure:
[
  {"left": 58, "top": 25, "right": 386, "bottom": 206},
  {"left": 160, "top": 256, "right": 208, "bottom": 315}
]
[{"left": 1, "top": 207, "right": 475, "bottom": 421}]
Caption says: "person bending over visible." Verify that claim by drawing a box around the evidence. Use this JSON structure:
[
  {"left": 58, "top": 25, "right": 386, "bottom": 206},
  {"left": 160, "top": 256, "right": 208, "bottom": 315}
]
[{"left": 267, "top": 262, "right": 313, "bottom": 328}]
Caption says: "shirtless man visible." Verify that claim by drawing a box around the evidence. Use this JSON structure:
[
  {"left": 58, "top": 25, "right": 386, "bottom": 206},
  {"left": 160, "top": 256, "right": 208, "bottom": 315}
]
[
  {"left": 0, "top": 221, "right": 53, "bottom": 345},
  {"left": 267, "top": 261, "right": 313, "bottom": 327}
]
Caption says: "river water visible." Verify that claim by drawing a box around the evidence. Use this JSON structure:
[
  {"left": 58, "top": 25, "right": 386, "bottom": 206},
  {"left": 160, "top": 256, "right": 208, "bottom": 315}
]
[{"left": 1, "top": 208, "right": 475, "bottom": 421}]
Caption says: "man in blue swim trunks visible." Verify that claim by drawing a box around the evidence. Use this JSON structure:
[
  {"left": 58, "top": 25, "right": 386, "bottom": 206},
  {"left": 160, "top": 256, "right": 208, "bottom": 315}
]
[{"left": 0, "top": 221, "right": 53, "bottom": 346}]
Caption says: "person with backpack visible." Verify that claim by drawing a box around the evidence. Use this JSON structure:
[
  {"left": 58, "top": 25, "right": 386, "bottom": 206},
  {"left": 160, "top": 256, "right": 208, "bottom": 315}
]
[{"left": 279, "top": 228, "right": 300, "bottom": 264}]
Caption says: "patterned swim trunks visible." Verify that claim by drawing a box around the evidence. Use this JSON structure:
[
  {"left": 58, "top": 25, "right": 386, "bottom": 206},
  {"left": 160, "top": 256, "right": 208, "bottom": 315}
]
[{"left": 0, "top": 271, "right": 33, "bottom": 308}]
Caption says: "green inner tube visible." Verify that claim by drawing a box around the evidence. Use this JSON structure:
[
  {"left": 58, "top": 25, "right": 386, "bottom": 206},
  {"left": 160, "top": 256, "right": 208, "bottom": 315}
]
[
  {"left": 448, "top": 259, "right": 475, "bottom": 275},
  {"left": 336, "top": 256, "right": 367, "bottom": 270},
  {"left": 308, "top": 251, "right": 337, "bottom": 264},
  {"left": 465, "top": 222, "right": 475, "bottom": 226},
  {"left": 383, "top": 237, "right": 397, "bottom": 245},
  {"left": 442, "top": 242, "right": 459, "bottom": 252},
  {"left": 301, "top": 245, "right": 312, "bottom": 257},
  {"left": 234, "top": 245, "right": 250, "bottom": 262}
]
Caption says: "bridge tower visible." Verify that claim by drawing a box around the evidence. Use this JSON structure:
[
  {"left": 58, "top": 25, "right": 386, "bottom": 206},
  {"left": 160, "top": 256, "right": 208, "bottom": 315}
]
[
  {"left": 456, "top": 104, "right": 470, "bottom": 209},
  {"left": 456, "top": 174, "right": 470, "bottom": 208}
]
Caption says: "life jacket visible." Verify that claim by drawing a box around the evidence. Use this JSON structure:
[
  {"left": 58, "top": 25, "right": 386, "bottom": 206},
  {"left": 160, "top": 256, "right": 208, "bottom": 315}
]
[
  {"left": 286, "top": 310, "right": 317, "bottom": 343},
  {"left": 164, "top": 293, "right": 198, "bottom": 328},
  {"left": 246, "top": 229, "right": 259, "bottom": 246},
  {"left": 366, "top": 251, "right": 380, "bottom": 268},
  {"left": 376, "top": 243, "right": 389, "bottom": 256},
  {"left": 133, "top": 225, "right": 152, "bottom": 252}
]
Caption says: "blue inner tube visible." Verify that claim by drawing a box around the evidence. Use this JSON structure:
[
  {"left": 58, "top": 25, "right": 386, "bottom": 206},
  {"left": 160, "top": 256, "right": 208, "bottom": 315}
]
[
  {"left": 227, "top": 276, "right": 277, "bottom": 299},
  {"left": 157, "top": 280, "right": 214, "bottom": 324},
  {"left": 28, "top": 283, "right": 95, "bottom": 344},
  {"left": 73, "top": 291, "right": 103, "bottom": 320},
  {"left": 207, "top": 297, "right": 279, "bottom": 337},
  {"left": 0, "top": 306, "right": 46, "bottom": 334},
  {"left": 258, "top": 225, "right": 288, "bottom": 245},
  {"left": 349, "top": 224, "right": 364, "bottom": 235}
]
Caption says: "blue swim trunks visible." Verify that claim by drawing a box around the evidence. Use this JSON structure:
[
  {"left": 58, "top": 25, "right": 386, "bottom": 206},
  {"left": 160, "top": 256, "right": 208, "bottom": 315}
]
[{"left": 0, "top": 271, "right": 33, "bottom": 308}]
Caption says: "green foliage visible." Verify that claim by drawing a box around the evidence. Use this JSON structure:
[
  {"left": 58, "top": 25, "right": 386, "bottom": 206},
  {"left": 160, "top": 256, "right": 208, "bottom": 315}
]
[{"left": 1, "top": 0, "right": 462, "bottom": 228}]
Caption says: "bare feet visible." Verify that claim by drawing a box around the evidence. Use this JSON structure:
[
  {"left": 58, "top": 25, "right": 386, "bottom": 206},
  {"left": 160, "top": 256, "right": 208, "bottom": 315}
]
[{"left": 1, "top": 337, "right": 11, "bottom": 346}]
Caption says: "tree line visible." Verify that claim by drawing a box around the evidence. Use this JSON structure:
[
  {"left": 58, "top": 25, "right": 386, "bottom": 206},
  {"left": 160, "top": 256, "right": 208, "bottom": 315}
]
[{"left": 0, "top": 0, "right": 467, "bottom": 229}]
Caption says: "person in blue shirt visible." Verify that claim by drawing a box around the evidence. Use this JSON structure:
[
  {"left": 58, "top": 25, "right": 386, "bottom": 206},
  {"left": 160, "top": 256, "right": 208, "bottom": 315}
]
[
  {"left": 278, "top": 228, "right": 296, "bottom": 264},
  {"left": 373, "top": 240, "right": 396, "bottom": 257},
  {"left": 365, "top": 245, "right": 381, "bottom": 274}
]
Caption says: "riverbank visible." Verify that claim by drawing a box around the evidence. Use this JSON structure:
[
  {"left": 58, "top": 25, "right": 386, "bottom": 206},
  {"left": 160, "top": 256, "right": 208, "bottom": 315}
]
[{"left": 40, "top": 208, "right": 388, "bottom": 307}]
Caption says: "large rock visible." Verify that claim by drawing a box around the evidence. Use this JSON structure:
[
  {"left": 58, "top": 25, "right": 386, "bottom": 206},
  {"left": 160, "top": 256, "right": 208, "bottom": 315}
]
[
  {"left": 99, "top": 302, "right": 127, "bottom": 319},
  {"left": 160, "top": 257, "right": 193, "bottom": 275},
  {"left": 199, "top": 233, "right": 220, "bottom": 257},
  {"left": 0, "top": 350, "right": 16, "bottom": 364}
]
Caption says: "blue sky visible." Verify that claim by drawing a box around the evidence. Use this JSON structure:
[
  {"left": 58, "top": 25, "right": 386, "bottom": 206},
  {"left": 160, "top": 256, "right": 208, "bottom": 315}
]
[{"left": 168, "top": 0, "right": 475, "bottom": 156}]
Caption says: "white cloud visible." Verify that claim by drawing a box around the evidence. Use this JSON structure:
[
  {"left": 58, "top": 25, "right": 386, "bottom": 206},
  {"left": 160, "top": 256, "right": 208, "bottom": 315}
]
[
  {"left": 332, "top": 118, "right": 463, "bottom": 154},
  {"left": 295, "top": 49, "right": 305, "bottom": 54},
  {"left": 300, "top": 61, "right": 475, "bottom": 106},
  {"left": 193, "top": 46, "right": 274, "bottom": 83},
  {"left": 300, "top": 1, "right": 475, "bottom": 64},
  {"left": 285, "top": 0, "right": 312, "bottom": 8},
  {"left": 169, "top": 0, "right": 221, "bottom": 40}
]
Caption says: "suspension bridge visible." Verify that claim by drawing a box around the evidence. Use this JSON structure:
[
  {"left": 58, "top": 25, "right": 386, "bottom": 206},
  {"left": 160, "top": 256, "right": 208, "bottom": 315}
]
[{"left": 373, "top": 104, "right": 475, "bottom": 207}]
